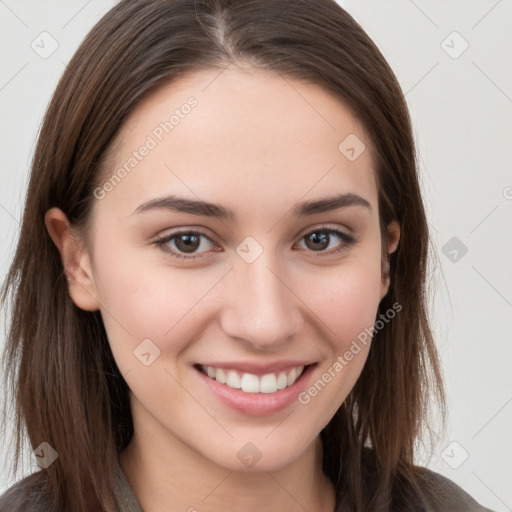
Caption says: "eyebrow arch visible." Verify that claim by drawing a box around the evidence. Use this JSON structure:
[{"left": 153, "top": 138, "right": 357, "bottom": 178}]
[
  {"left": 291, "top": 193, "right": 372, "bottom": 216},
  {"left": 132, "top": 192, "right": 372, "bottom": 220},
  {"left": 133, "top": 195, "right": 237, "bottom": 221}
]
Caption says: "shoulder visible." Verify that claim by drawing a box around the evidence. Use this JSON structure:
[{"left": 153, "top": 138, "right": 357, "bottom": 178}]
[
  {"left": 1, "top": 461, "right": 136, "bottom": 512},
  {"left": 412, "top": 465, "right": 496, "bottom": 512},
  {"left": 0, "top": 471, "right": 55, "bottom": 512},
  {"left": 361, "top": 447, "right": 495, "bottom": 511}
]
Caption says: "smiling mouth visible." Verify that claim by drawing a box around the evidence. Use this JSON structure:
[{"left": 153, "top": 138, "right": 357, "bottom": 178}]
[{"left": 194, "top": 364, "right": 314, "bottom": 394}]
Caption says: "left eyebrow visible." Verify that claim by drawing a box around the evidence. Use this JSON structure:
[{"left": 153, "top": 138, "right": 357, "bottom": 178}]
[
  {"left": 291, "top": 193, "right": 372, "bottom": 216},
  {"left": 131, "top": 192, "right": 372, "bottom": 220}
]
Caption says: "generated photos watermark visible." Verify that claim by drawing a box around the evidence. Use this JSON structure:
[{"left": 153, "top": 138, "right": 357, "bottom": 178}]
[
  {"left": 298, "top": 301, "right": 402, "bottom": 405},
  {"left": 93, "top": 96, "right": 198, "bottom": 200}
]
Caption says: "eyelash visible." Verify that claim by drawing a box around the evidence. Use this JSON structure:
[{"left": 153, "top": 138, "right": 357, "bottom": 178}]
[{"left": 154, "top": 227, "right": 357, "bottom": 260}]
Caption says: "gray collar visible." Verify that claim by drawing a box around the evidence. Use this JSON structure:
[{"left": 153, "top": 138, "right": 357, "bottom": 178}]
[{"left": 114, "top": 459, "right": 144, "bottom": 512}]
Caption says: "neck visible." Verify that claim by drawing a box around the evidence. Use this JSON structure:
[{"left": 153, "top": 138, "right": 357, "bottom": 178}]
[{"left": 119, "top": 411, "right": 336, "bottom": 512}]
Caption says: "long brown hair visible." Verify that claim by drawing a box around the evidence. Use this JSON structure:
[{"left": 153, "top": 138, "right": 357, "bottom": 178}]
[{"left": 1, "top": 0, "right": 446, "bottom": 510}]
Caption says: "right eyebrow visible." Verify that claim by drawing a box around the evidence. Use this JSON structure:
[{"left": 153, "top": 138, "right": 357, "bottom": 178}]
[{"left": 132, "top": 195, "right": 236, "bottom": 221}]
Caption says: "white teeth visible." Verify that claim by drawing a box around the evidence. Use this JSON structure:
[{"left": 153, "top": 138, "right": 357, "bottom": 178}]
[
  {"left": 287, "top": 368, "right": 297, "bottom": 386},
  {"left": 277, "top": 372, "right": 288, "bottom": 390},
  {"left": 259, "top": 373, "right": 277, "bottom": 393},
  {"left": 202, "top": 365, "right": 306, "bottom": 394},
  {"left": 241, "top": 373, "right": 260, "bottom": 393},
  {"left": 225, "top": 370, "right": 241, "bottom": 389},
  {"left": 216, "top": 368, "right": 226, "bottom": 384}
]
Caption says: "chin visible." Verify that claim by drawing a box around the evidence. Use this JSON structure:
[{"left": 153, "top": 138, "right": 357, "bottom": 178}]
[{"left": 202, "top": 432, "right": 316, "bottom": 473}]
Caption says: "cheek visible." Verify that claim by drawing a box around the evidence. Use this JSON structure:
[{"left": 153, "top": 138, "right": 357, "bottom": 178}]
[
  {"left": 92, "top": 227, "right": 384, "bottom": 374},
  {"left": 307, "top": 257, "right": 384, "bottom": 344},
  {"left": 92, "top": 244, "right": 229, "bottom": 366},
  {"left": 294, "top": 263, "right": 382, "bottom": 427}
]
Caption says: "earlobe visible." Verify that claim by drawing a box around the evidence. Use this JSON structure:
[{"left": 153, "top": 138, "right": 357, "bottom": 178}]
[
  {"left": 44, "top": 207, "right": 100, "bottom": 311},
  {"left": 380, "top": 220, "right": 401, "bottom": 300}
]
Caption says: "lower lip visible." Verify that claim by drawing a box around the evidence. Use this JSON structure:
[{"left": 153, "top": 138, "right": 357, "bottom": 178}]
[{"left": 194, "top": 364, "right": 316, "bottom": 416}]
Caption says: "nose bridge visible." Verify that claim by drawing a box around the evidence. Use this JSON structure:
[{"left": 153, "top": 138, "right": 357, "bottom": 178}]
[{"left": 220, "top": 249, "right": 303, "bottom": 349}]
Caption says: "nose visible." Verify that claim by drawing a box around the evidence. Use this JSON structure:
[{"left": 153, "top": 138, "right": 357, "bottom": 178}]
[{"left": 219, "top": 253, "right": 304, "bottom": 351}]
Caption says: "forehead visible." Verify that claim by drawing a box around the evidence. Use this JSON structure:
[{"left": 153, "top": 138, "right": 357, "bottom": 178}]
[{"left": 96, "top": 64, "right": 378, "bottom": 221}]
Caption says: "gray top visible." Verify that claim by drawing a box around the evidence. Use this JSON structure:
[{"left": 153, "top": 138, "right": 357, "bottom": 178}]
[
  {"left": 112, "top": 460, "right": 495, "bottom": 512},
  {"left": 114, "top": 460, "right": 143, "bottom": 512},
  {"left": 0, "top": 459, "right": 496, "bottom": 512}
]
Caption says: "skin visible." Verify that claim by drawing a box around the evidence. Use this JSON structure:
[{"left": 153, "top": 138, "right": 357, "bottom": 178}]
[{"left": 46, "top": 63, "right": 400, "bottom": 512}]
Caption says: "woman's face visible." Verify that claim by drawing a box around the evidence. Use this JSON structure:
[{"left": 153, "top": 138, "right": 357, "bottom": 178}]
[{"left": 65, "top": 65, "right": 398, "bottom": 471}]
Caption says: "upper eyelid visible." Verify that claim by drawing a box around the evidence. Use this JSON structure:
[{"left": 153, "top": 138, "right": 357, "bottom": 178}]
[
  {"left": 294, "top": 222, "right": 354, "bottom": 239},
  {"left": 157, "top": 223, "right": 351, "bottom": 243},
  {"left": 158, "top": 227, "right": 218, "bottom": 246},
  {"left": 159, "top": 221, "right": 352, "bottom": 238},
  {"left": 156, "top": 225, "right": 353, "bottom": 254}
]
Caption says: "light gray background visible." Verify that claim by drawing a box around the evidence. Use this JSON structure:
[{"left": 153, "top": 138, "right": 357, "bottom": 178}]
[{"left": 0, "top": 1, "right": 511, "bottom": 510}]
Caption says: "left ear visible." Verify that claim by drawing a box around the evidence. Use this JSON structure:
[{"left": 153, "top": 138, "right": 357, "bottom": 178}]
[{"left": 380, "top": 220, "right": 400, "bottom": 300}]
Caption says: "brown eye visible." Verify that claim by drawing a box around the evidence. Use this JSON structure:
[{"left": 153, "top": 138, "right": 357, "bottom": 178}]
[
  {"left": 304, "top": 232, "right": 330, "bottom": 251},
  {"left": 154, "top": 230, "right": 216, "bottom": 259},
  {"left": 174, "top": 233, "right": 201, "bottom": 253},
  {"left": 298, "top": 228, "right": 356, "bottom": 254}
]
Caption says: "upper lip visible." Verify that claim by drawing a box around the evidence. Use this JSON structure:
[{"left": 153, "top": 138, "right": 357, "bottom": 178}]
[{"left": 196, "top": 360, "right": 315, "bottom": 376}]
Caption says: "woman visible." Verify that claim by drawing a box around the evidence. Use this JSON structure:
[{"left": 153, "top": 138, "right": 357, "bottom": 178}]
[{"left": 0, "top": 0, "right": 495, "bottom": 510}]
